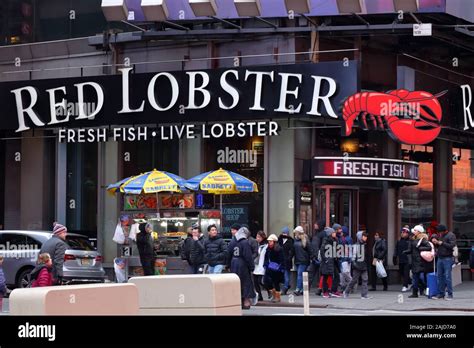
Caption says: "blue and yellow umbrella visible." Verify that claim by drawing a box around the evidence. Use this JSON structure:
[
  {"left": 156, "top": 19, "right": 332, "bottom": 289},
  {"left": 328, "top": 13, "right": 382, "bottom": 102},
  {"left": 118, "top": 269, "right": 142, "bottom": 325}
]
[{"left": 185, "top": 168, "right": 258, "bottom": 194}]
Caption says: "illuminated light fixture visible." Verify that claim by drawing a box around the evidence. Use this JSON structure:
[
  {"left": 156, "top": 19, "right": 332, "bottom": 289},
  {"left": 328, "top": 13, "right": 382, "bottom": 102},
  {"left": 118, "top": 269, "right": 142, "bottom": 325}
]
[
  {"left": 141, "top": 0, "right": 169, "bottom": 21},
  {"left": 101, "top": 0, "right": 129, "bottom": 21},
  {"left": 393, "top": 0, "right": 419, "bottom": 12},
  {"left": 284, "top": 0, "right": 311, "bottom": 14},
  {"left": 234, "top": 0, "right": 262, "bottom": 17},
  {"left": 189, "top": 0, "right": 218, "bottom": 17},
  {"left": 336, "top": 0, "right": 365, "bottom": 14}
]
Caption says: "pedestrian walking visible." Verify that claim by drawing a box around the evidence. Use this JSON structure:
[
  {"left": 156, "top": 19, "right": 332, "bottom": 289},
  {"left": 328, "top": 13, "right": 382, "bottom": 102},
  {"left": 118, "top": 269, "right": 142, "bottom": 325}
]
[
  {"left": 370, "top": 231, "right": 388, "bottom": 291},
  {"left": 403, "top": 225, "right": 432, "bottom": 298},
  {"left": 204, "top": 224, "right": 227, "bottom": 274},
  {"left": 0, "top": 256, "right": 6, "bottom": 311},
  {"left": 263, "top": 234, "right": 284, "bottom": 303},
  {"left": 278, "top": 227, "right": 294, "bottom": 295},
  {"left": 253, "top": 231, "right": 268, "bottom": 302},
  {"left": 343, "top": 231, "right": 371, "bottom": 299},
  {"left": 246, "top": 228, "right": 259, "bottom": 260},
  {"left": 136, "top": 223, "right": 156, "bottom": 276},
  {"left": 180, "top": 227, "right": 194, "bottom": 273},
  {"left": 30, "top": 253, "right": 54, "bottom": 287},
  {"left": 39, "top": 222, "right": 68, "bottom": 284},
  {"left": 320, "top": 227, "right": 342, "bottom": 298},
  {"left": 431, "top": 224, "right": 457, "bottom": 300},
  {"left": 292, "top": 226, "right": 313, "bottom": 296},
  {"left": 227, "top": 227, "right": 256, "bottom": 309},
  {"left": 338, "top": 226, "right": 353, "bottom": 290},
  {"left": 189, "top": 225, "right": 205, "bottom": 274},
  {"left": 308, "top": 220, "right": 325, "bottom": 292},
  {"left": 393, "top": 226, "right": 412, "bottom": 292}
]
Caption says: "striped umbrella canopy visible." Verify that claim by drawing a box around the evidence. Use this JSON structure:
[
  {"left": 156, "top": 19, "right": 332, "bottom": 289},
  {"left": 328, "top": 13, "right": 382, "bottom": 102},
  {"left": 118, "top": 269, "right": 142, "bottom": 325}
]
[
  {"left": 107, "top": 170, "right": 187, "bottom": 194},
  {"left": 185, "top": 168, "right": 258, "bottom": 194},
  {"left": 106, "top": 175, "right": 137, "bottom": 195}
]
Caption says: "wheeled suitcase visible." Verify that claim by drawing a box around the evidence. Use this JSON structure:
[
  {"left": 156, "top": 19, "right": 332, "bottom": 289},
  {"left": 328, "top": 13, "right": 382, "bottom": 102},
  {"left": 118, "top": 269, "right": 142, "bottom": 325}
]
[{"left": 427, "top": 272, "right": 438, "bottom": 298}]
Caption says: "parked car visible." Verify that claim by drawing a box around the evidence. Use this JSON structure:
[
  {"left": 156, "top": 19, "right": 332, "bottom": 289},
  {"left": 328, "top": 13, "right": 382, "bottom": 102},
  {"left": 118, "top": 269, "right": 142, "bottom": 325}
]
[{"left": 0, "top": 230, "right": 106, "bottom": 288}]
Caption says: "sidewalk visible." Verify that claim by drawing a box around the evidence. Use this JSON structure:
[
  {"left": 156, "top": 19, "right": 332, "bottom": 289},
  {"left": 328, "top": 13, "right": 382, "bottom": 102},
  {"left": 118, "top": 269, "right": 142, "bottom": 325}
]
[{"left": 257, "top": 282, "right": 474, "bottom": 313}]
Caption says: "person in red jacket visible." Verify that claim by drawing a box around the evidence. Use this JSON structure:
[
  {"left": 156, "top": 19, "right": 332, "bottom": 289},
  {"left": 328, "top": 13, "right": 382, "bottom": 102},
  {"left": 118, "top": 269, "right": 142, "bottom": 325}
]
[{"left": 31, "top": 253, "right": 54, "bottom": 287}]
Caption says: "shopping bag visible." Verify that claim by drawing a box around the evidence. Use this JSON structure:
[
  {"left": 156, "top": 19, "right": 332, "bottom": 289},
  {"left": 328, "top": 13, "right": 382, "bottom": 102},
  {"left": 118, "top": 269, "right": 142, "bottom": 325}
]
[
  {"left": 114, "top": 258, "right": 127, "bottom": 283},
  {"left": 375, "top": 260, "right": 387, "bottom": 278},
  {"left": 341, "top": 261, "right": 351, "bottom": 274},
  {"left": 112, "top": 222, "right": 125, "bottom": 244}
]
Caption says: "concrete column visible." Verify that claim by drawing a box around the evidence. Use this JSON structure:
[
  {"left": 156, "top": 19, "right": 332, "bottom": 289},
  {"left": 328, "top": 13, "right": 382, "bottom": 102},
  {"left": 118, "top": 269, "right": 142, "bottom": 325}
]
[
  {"left": 98, "top": 141, "right": 119, "bottom": 264},
  {"left": 267, "top": 120, "right": 295, "bottom": 234},
  {"left": 55, "top": 141, "right": 67, "bottom": 224},
  {"left": 20, "top": 131, "right": 46, "bottom": 230},
  {"left": 434, "top": 140, "right": 453, "bottom": 228},
  {"left": 179, "top": 137, "right": 203, "bottom": 179}
]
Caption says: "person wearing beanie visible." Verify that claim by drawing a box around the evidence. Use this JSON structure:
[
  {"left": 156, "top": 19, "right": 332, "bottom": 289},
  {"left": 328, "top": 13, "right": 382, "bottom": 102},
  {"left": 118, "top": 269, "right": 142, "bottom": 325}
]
[
  {"left": 136, "top": 223, "right": 156, "bottom": 276},
  {"left": 431, "top": 224, "right": 457, "bottom": 300},
  {"left": 278, "top": 226, "right": 294, "bottom": 295},
  {"left": 227, "top": 227, "right": 256, "bottom": 310},
  {"left": 394, "top": 227, "right": 412, "bottom": 292},
  {"left": 264, "top": 234, "right": 284, "bottom": 303},
  {"left": 309, "top": 219, "right": 326, "bottom": 295},
  {"left": 369, "top": 231, "right": 388, "bottom": 292},
  {"left": 291, "top": 226, "right": 313, "bottom": 296},
  {"left": 320, "top": 227, "right": 342, "bottom": 298},
  {"left": 39, "top": 222, "right": 69, "bottom": 284},
  {"left": 343, "top": 231, "right": 371, "bottom": 299},
  {"left": 338, "top": 226, "right": 353, "bottom": 291},
  {"left": 403, "top": 225, "right": 432, "bottom": 298}
]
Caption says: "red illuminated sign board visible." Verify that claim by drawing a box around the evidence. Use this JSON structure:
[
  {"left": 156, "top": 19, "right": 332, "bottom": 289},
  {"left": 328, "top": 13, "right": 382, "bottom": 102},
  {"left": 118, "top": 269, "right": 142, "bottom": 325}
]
[{"left": 312, "top": 157, "right": 419, "bottom": 184}]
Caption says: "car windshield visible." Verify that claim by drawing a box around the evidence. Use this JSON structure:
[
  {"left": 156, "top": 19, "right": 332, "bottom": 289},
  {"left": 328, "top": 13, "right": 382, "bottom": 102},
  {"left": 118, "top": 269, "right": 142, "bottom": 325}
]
[{"left": 66, "top": 236, "right": 95, "bottom": 251}]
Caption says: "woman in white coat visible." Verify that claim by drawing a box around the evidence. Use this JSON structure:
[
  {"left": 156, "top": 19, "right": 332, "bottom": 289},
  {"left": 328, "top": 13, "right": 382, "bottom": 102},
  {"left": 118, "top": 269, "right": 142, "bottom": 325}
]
[{"left": 253, "top": 231, "right": 268, "bottom": 302}]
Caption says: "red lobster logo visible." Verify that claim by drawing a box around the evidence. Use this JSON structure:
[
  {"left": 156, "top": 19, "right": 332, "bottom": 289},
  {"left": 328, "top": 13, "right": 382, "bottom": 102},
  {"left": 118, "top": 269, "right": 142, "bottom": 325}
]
[{"left": 342, "top": 89, "right": 447, "bottom": 145}]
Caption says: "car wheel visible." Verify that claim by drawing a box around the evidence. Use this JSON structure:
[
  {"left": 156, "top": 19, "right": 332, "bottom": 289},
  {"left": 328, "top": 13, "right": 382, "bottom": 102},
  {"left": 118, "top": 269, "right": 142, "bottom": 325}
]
[{"left": 16, "top": 268, "right": 33, "bottom": 288}]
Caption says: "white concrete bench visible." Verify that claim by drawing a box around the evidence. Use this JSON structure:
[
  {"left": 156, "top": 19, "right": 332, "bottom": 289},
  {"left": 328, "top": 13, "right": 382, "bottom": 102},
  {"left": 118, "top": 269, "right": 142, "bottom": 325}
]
[
  {"left": 129, "top": 274, "right": 242, "bottom": 315},
  {"left": 9, "top": 283, "right": 139, "bottom": 315}
]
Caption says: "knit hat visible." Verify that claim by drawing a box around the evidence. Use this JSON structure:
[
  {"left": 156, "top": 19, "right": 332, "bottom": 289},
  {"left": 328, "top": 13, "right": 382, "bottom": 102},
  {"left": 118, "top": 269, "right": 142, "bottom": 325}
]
[
  {"left": 332, "top": 223, "right": 342, "bottom": 230},
  {"left": 267, "top": 234, "right": 278, "bottom": 242},
  {"left": 356, "top": 231, "right": 363, "bottom": 242},
  {"left": 231, "top": 223, "right": 241, "bottom": 231},
  {"left": 281, "top": 226, "right": 290, "bottom": 235},
  {"left": 324, "top": 227, "right": 335, "bottom": 237},
  {"left": 52, "top": 222, "right": 67, "bottom": 236},
  {"left": 412, "top": 225, "right": 425, "bottom": 234},
  {"left": 342, "top": 226, "right": 349, "bottom": 236},
  {"left": 436, "top": 224, "right": 447, "bottom": 233},
  {"left": 293, "top": 226, "right": 304, "bottom": 234}
]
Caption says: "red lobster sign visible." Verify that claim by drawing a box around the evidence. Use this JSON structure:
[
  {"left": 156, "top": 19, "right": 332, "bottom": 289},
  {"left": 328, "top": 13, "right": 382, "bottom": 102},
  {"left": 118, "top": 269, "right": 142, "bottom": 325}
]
[{"left": 342, "top": 89, "right": 447, "bottom": 145}]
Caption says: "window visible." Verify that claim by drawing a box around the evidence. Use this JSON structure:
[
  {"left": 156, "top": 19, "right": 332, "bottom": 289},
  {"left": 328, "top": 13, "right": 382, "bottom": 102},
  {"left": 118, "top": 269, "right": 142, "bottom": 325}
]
[{"left": 66, "top": 236, "right": 95, "bottom": 251}]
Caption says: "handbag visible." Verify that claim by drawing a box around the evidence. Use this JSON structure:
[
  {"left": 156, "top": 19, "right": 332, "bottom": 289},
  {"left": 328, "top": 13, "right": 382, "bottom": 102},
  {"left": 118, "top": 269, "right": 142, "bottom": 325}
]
[
  {"left": 112, "top": 222, "right": 125, "bottom": 244},
  {"left": 375, "top": 260, "right": 387, "bottom": 278},
  {"left": 268, "top": 261, "right": 282, "bottom": 272},
  {"left": 421, "top": 242, "right": 435, "bottom": 262}
]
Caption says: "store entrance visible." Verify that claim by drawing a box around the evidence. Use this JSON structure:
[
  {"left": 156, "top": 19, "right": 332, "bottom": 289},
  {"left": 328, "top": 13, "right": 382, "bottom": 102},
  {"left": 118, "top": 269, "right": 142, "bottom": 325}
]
[{"left": 314, "top": 186, "right": 359, "bottom": 237}]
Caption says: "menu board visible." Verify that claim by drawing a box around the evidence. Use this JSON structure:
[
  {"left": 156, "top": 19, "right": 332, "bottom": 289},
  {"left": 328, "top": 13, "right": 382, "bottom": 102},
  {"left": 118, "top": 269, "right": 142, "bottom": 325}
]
[{"left": 222, "top": 205, "right": 248, "bottom": 235}]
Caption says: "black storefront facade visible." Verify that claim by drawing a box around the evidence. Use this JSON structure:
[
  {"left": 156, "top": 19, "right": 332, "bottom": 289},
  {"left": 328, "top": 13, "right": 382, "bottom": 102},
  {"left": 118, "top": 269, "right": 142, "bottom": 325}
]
[{"left": 0, "top": 26, "right": 473, "bottom": 279}]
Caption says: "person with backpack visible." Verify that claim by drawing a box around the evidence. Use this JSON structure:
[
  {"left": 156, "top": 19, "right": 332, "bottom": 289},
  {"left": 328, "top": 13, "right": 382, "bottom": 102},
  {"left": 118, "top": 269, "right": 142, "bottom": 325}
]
[
  {"left": 403, "top": 225, "right": 432, "bottom": 298},
  {"left": 189, "top": 225, "right": 206, "bottom": 274},
  {"left": 343, "top": 231, "right": 371, "bottom": 299},
  {"left": 338, "top": 226, "right": 353, "bottom": 290},
  {"left": 180, "top": 227, "right": 194, "bottom": 273},
  {"left": 263, "top": 234, "right": 284, "bottom": 303},
  {"left": 30, "top": 253, "right": 54, "bottom": 287},
  {"left": 292, "top": 226, "right": 313, "bottom": 296},
  {"left": 227, "top": 227, "right": 256, "bottom": 309}
]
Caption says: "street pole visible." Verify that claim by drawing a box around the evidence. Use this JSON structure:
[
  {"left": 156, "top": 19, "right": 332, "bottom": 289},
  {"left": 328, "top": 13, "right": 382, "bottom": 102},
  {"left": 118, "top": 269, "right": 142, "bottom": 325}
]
[{"left": 303, "top": 272, "right": 310, "bottom": 316}]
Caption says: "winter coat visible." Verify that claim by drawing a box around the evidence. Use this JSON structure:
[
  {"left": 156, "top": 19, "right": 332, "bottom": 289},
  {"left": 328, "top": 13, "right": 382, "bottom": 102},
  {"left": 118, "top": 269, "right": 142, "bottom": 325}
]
[
  {"left": 278, "top": 235, "right": 294, "bottom": 271},
  {"left": 253, "top": 243, "right": 268, "bottom": 276},
  {"left": 180, "top": 236, "right": 193, "bottom": 262},
  {"left": 189, "top": 237, "right": 205, "bottom": 266},
  {"left": 228, "top": 232, "right": 255, "bottom": 299},
  {"left": 0, "top": 267, "right": 6, "bottom": 295},
  {"left": 372, "top": 238, "right": 388, "bottom": 264},
  {"left": 204, "top": 235, "right": 227, "bottom": 266},
  {"left": 311, "top": 230, "right": 326, "bottom": 262},
  {"left": 248, "top": 236, "right": 259, "bottom": 260},
  {"left": 394, "top": 238, "right": 410, "bottom": 264},
  {"left": 338, "top": 234, "right": 353, "bottom": 263},
  {"left": 403, "top": 237, "right": 432, "bottom": 273},
  {"left": 30, "top": 265, "right": 54, "bottom": 287},
  {"left": 437, "top": 232, "right": 457, "bottom": 258},
  {"left": 320, "top": 236, "right": 338, "bottom": 275},
  {"left": 293, "top": 238, "right": 313, "bottom": 266},
  {"left": 264, "top": 243, "right": 284, "bottom": 269},
  {"left": 39, "top": 236, "right": 68, "bottom": 279},
  {"left": 352, "top": 241, "right": 369, "bottom": 272},
  {"left": 136, "top": 232, "right": 155, "bottom": 259}
]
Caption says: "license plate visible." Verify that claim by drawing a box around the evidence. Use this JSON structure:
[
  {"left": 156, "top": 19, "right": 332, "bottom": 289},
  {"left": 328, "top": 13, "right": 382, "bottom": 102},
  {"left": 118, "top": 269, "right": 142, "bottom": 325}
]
[{"left": 81, "top": 258, "right": 92, "bottom": 266}]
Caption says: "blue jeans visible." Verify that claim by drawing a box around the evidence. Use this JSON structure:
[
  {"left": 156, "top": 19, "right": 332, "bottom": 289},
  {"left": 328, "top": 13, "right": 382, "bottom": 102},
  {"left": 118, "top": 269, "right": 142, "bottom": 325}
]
[
  {"left": 296, "top": 264, "right": 309, "bottom": 291},
  {"left": 437, "top": 257, "right": 453, "bottom": 297},
  {"left": 412, "top": 272, "right": 425, "bottom": 290},
  {"left": 208, "top": 264, "right": 224, "bottom": 274},
  {"left": 283, "top": 270, "right": 291, "bottom": 290}
]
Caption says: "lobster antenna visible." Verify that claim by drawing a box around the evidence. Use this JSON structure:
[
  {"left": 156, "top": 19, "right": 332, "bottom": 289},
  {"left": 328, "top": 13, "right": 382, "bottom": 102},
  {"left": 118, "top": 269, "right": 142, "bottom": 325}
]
[{"left": 395, "top": 90, "right": 448, "bottom": 103}]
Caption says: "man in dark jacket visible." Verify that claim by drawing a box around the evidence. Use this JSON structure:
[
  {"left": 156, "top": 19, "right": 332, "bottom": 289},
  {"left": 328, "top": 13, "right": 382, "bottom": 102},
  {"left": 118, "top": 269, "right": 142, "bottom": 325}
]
[
  {"left": 136, "top": 223, "right": 156, "bottom": 276},
  {"left": 39, "top": 222, "right": 68, "bottom": 284},
  {"left": 344, "top": 231, "right": 371, "bottom": 299},
  {"left": 393, "top": 226, "right": 412, "bottom": 292},
  {"left": 309, "top": 219, "right": 326, "bottom": 294},
  {"left": 180, "top": 227, "right": 194, "bottom": 273},
  {"left": 431, "top": 224, "right": 457, "bottom": 300},
  {"left": 204, "top": 224, "right": 227, "bottom": 274},
  {"left": 189, "top": 226, "right": 205, "bottom": 274},
  {"left": 370, "top": 231, "right": 388, "bottom": 291},
  {"left": 320, "top": 227, "right": 341, "bottom": 298},
  {"left": 278, "top": 226, "right": 294, "bottom": 295},
  {"left": 227, "top": 227, "right": 256, "bottom": 309}
]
